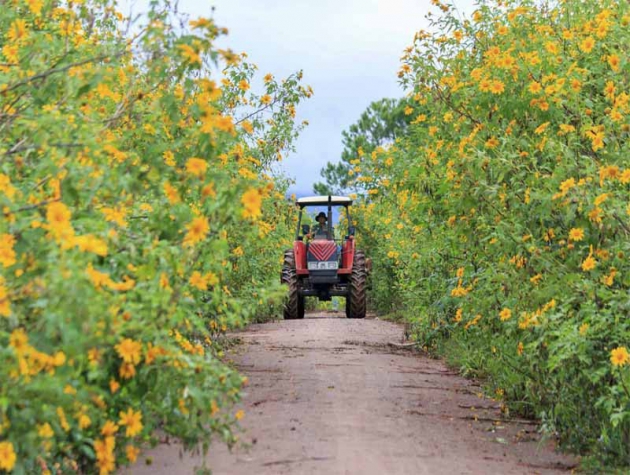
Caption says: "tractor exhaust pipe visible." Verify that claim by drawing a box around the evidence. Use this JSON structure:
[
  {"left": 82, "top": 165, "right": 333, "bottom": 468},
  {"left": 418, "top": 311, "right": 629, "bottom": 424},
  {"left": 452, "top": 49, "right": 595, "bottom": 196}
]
[{"left": 327, "top": 195, "right": 332, "bottom": 240}]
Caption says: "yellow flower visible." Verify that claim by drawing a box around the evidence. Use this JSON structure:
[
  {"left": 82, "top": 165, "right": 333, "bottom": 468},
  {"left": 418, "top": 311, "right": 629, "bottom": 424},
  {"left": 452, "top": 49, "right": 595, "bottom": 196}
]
[
  {"left": 601, "top": 268, "right": 616, "bottom": 286},
  {"left": 46, "top": 201, "right": 72, "bottom": 230},
  {"left": 0, "top": 276, "right": 11, "bottom": 317},
  {"left": 120, "top": 362, "right": 136, "bottom": 379},
  {"left": 478, "top": 78, "right": 492, "bottom": 93},
  {"left": 570, "top": 79, "right": 581, "bottom": 92},
  {"left": 78, "top": 414, "right": 91, "bottom": 430},
  {"left": 2, "top": 44, "right": 19, "bottom": 64},
  {"left": 163, "top": 150, "right": 176, "bottom": 167},
  {"left": 485, "top": 137, "right": 499, "bottom": 149},
  {"left": 451, "top": 286, "right": 469, "bottom": 297},
  {"left": 26, "top": 0, "right": 44, "bottom": 15},
  {"left": 87, "top": 348, "right": 100, "bottom": 366},
  {"left": 74, "top": 234, "right": 108, "bottom": 256},
  {"left": 590, "top": 131, "right": 605, "bottom": 151},
  {"left": 102, "top": 206, "right": 127, "bottom": 227},
  {"left": 235, "top": 410, "right": 245, "bottom": 420},
  {"left": 109, "top": 379, "right": 120, "bottom": 394},
  {"left": 0, "top": 441, "right": 17, "bottom": 471},
  {"left": 578, "top": 323, "right": 589, "bottom": 336},
  {"left": 604, "top": 81, "right": 616, "bottom": 99},
  {"left": 7, "top": 19, "right": 28, "bottom": 43},
  {"left": 568, "top": 228, "right": 584, "bottom": 242},
  {"left": 581, "top": 254, "right": 597, "bottom": 272},
  {"left": 0, "top": 174, "right": 17, "bottom": 200},
  {"left": 159, "top": 272, "right": 170, "bottom": 290},
  {"left": 163, "top": 182, "right": 181, "bottom": 204},
  {"left": 189, "top": 271, "right": 207, "bottom": 290},
  {"left": 0, "top": 234, "right": 16, "bottom": 268},
  {"left": 119, "top": 408, "right": 143, "bottom": 437},
  {"left": 115, "top": 338, "right": 142, "bottom": 365},
  {"left": 185, "top": 158, "right": 208, "bottom": 178},
  {"left": 545, "top": 41, "right": 558, "bottom": 54},
  {"left": 241, "top": 188, "right": 262, "bottom": 219},
  {"left": 37, "top": 423, "right": 54, "bottom": 438},
  {"left": 57, "top": 407, "right": 70, "bottom": 432},
  {"left": 579, "top": 36, "right": 595, "bottom": 53},
  {"left": 588, "top": 207, "right": 602, "bottom": 224},
  {"left": 599, "top": 165, "right": 620, "bottom": 183},
  {"left": 241, "top": 120, "right": 253, "bottom": 134},
  {"left": 126, "top": 445, "right": 140, "bottom": 463},
  {"left": 453, "top": 308, "right": 463, "bottom": 323},
  {"left": 534, "top": 122, "right": 550, "bottom": 135},
  {"left": 189, "top": 17, "right": 212, "bottom": 29},
  {"left": 594, "top": 193, "right": 608, "bottom": 206},
  {"left": 607, "top": 54, "right": 620, "bottom": 72},
  {"left": 101, "top": 420, "right": 119, "bottom": 437},
  {"left": 499, "top": 308, "right": 512, "bottom": 321},
  {"left": 183, "top": 216, "right": 210, "bottom": 247},
  {"left": 558, "top": 124, "right": 575, "bottom": 135},
  {"left": 489, "top": 80, "right": 505, "bottom": 94},
  {"left": 94, "top": 437, "right": 116, "bottom": 475},
  {"left": 177, "top": 44, "right": 201, "bottom": 65},
  {"left": 610, "top": 347, "right": 629, "bottom": 367},
  {"left": 464, "top": 314, "right": 481, "bottom": 330},
  {"left": 238, "top": 79, "right": 250, "bottom": 92}
]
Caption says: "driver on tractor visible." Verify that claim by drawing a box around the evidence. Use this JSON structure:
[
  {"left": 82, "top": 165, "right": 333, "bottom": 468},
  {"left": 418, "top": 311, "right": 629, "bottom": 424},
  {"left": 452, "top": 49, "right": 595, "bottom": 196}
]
[{"left": 306, "top": 212, "right": 331, "bottom": 240}]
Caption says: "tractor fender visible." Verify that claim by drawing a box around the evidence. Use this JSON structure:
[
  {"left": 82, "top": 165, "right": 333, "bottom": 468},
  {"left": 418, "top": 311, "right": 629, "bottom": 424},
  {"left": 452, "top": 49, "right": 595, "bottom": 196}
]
[{"left": 293, "top": 240, "right": 307, "bottom": 270}]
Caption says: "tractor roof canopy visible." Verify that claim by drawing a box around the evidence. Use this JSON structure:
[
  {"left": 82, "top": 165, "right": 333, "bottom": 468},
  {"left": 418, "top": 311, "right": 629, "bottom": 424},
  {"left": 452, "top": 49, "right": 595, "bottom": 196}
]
[{"left": 296, "top": 195, "right": 352, "bottom": 208}]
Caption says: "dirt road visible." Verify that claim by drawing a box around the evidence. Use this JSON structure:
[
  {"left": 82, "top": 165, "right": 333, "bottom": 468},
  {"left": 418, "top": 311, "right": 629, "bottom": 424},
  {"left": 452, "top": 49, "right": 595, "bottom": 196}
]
[{"left": 128, "top": 312, "right": 576, "bottom": 475}]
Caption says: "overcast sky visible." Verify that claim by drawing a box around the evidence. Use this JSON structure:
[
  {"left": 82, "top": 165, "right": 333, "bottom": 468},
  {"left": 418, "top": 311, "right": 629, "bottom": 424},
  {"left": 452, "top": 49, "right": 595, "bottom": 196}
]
[{"left": 122, "top": 0, "right": 475, "bottom": 196}]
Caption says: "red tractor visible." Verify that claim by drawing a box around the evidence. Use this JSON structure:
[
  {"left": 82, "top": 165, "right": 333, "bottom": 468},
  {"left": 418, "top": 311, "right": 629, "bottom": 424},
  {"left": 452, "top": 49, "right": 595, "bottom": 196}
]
[{"left": 281, "top": 195, "right": 368, "bottom": 319}]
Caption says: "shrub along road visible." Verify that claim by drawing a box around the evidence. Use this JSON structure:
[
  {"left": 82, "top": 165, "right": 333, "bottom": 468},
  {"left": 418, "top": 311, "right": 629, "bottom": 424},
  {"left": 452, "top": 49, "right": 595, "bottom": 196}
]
[{"left": 130, "top": 312, "right": 576, "bottom": 474}]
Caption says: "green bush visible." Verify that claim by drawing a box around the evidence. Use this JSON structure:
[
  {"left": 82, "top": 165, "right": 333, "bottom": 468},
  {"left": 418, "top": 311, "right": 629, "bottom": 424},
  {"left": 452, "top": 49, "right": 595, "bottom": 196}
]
[
  {"left": 349, "top": 0, "right": 630, "bottom": 465},
  {"left": 0, "top": 1, "right": 309, "bottom": 473}
]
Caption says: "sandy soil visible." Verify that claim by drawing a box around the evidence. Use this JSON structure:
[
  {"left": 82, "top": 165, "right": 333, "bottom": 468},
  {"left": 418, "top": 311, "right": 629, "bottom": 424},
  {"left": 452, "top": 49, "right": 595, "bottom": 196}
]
[{"left": 126, "top": 312, "right": 576, "bottom": 475}]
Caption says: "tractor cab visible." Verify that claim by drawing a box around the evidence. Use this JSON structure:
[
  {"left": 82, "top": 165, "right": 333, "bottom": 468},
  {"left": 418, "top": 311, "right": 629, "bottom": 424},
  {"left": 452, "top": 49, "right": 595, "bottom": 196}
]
[
  {"left": 296, "top": 196, "right": 352, "bottom": 283},
  {"left": 281, "top": 195, "right": 367, "bottom": 320}
]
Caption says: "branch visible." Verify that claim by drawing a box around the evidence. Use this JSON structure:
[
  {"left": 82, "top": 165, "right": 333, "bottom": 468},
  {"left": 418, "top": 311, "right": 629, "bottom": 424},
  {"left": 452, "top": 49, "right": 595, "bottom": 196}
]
[
  {"left": 2, "top": 142, "right": 84, "bottom": 157},
  {"left": 432, "top": 83, "right": 481, "bottom": 126},
  {"left": 234, "top": 96, "right": 284, "bottom": 126},
  {"left": 612, "top": 213, "right": 630, "bottom": 236},
  {"left": 3, "top": 51, "right": 125, "bottom": 93},
  {"left": 14, "top": 198, "right": 60, "bottom": 213}
]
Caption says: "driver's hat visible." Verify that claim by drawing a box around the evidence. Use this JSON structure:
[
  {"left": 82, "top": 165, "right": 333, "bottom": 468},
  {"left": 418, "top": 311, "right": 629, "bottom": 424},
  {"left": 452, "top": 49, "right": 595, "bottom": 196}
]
[{"left": 315, "top": 212, "right": 327, "bottom": 221}]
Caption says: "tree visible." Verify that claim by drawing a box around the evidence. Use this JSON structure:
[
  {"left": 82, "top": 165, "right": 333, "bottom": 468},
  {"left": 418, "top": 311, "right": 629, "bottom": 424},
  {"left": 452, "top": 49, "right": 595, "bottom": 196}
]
[{"left": 313, "top": 97, "right": 412, "bottom": 195}]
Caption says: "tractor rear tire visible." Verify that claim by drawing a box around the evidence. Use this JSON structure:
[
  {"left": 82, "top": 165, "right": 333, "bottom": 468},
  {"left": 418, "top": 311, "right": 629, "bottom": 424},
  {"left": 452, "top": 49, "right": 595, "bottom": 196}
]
[
  {"left": 281, "top": 250, "right": 303, "bottom": 320},
  {"left": 346, "top": 250, "right": 367, "bottom": 319}
]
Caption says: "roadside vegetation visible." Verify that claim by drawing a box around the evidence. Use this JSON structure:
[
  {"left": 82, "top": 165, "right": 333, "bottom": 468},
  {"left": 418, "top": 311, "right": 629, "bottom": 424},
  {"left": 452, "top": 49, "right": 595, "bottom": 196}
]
[
  {"left": 320, "top": 0, "right": 630, "bottom": 467},
  {"left": 0, "top": 1, "right": 308, "bottom": 473}
]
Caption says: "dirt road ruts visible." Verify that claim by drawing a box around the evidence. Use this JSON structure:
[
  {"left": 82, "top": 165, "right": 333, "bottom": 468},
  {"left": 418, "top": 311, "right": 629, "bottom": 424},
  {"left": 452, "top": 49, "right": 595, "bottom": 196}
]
[{"left": 127, "top": 312, "right": 576, "bottom": 475}]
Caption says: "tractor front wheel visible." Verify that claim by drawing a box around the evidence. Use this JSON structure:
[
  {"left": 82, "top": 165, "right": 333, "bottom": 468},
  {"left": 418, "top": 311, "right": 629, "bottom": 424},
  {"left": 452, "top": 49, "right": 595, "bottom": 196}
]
[
  {"left": 346, "top": 250, "right": 367, "bottom": 319},
  {"left": 281, "top": 250, "right": 303, "bottom": 320}
]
